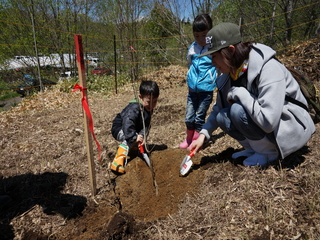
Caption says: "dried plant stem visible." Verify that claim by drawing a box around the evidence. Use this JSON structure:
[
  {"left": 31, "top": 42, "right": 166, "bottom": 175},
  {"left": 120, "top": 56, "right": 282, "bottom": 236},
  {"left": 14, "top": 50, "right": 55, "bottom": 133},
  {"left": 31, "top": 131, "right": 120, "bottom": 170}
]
[{"left": 131, "top": 72, "right": 158, "bottom": 195}]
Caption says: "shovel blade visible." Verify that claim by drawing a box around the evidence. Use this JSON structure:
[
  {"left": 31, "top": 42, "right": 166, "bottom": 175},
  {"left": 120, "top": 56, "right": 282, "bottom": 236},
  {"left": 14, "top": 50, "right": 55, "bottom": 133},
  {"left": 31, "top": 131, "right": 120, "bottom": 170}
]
[
  {"left": 142, "top": 153, "right": 151, "bottom": 167},
  {"left": 180, "top": 155, "right": 193, "bottom": 176},
  {"left": 139, "top": 145, "right": 151, "bottom": 168}
]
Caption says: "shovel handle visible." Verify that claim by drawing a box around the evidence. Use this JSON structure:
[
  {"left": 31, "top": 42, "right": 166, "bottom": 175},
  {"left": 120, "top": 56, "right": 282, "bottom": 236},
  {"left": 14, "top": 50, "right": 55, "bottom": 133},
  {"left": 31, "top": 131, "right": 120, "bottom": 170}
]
[
  {"left": 188, "top": 149, "right": 196, "bottom": 158},
  {"left": 139, "top": 144, "right": 145, "bottom": 153}
]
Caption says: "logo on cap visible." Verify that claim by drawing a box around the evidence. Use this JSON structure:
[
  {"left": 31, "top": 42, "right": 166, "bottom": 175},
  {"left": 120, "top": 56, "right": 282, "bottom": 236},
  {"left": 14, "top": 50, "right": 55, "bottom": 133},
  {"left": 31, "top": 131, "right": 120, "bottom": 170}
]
[
  {"left": 206, "top": 36, "right": 213, "bottom": 48},
  {"left": 221, "top": 40, "right": 226, "bottom": 45}
]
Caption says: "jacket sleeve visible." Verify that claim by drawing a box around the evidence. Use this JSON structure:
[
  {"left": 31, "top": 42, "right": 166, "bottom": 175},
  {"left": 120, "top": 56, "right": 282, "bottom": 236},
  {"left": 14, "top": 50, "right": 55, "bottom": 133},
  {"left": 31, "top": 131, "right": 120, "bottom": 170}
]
[
  {"left": 121, "top": 103, "right": 141, "bottom": 146},
  {"left": 200, "top": 104, "right": 219, "bottom": 141},
  {"left": 187, "top": 42, "right": 194, "bottom": 67},
  {"left": 137, "top": 109, "right": 152, "bottom": 137},
  {"left": 200, "top": 75, "right": 230, "bottom": 140}
]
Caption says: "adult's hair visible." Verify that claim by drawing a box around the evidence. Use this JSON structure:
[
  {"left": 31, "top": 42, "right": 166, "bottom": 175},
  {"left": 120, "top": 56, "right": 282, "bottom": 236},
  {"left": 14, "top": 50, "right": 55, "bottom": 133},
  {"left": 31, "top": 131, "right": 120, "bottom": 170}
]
[
  {"left": 140, "top": 80, "right": 160, "bottom": 98},
  {"left": 220, "top": 41, "right": 256, "bottom": 73},
  {"left": 193, "top": 14, "right": 212, "bottom": 32}
]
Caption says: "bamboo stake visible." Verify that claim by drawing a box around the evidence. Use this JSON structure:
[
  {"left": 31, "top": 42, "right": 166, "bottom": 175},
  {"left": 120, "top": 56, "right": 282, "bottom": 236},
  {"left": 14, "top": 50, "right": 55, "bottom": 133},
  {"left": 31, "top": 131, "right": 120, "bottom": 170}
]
[{"left": 74, "top": 34, "right": 97, "bottom": 196}]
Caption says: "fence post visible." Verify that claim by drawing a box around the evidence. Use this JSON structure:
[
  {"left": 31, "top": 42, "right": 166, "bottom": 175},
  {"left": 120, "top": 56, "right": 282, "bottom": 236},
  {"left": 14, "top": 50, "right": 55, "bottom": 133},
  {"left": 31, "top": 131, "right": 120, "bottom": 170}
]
[{"left": 114, "top": 35, "right": 117, "bottom": 94}]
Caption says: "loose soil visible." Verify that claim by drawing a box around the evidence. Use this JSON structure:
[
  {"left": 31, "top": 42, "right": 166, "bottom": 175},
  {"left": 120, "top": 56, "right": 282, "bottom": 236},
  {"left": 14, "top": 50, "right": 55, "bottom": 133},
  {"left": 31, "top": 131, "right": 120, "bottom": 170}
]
[{"left": 0, "top": 39, "right": 320, "bottom": 240}]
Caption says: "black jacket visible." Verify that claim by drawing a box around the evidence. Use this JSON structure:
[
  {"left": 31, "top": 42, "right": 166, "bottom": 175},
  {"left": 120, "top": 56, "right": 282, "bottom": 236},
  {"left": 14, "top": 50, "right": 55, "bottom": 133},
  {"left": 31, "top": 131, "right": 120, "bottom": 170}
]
[{"left": 111, "top": 102, "right": 152, "bottom": 147}]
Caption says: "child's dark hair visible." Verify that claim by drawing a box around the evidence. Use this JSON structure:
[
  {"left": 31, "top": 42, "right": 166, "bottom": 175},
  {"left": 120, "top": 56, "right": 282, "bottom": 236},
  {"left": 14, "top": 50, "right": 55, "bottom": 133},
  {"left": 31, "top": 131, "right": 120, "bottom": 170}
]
[
  {"left": 139, "top": 80, "right": 160, "bottom": 98},
  {"left": 193, "top": 14, "right": 212, "bottom": 32}
]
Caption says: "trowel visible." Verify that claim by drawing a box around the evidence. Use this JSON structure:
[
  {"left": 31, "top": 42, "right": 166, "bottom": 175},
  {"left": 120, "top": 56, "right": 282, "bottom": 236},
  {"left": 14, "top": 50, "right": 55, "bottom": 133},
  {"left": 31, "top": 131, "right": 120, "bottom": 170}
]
[
  {"left": 179, "top": 149, "right": 196, "bottom": 176},
  {"left": 139, "top": 145, "right": 151, "bottom": 167}
]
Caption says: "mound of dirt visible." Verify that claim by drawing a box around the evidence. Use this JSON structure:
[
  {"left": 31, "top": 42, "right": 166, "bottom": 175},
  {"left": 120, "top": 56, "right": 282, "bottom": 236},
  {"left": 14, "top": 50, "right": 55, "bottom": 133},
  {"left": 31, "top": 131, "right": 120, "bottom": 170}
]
[
  {"left": 52, "top": 148, "right": 206, "bottom": 239},
  {"left": 116, "top": 148, "right": 204, "bottom": 222}
]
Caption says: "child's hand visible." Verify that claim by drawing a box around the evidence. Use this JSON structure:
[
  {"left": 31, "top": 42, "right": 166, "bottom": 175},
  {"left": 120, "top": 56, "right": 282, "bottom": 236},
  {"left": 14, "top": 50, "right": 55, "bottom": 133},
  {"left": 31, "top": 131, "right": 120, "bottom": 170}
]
[{"left": 136, "top": 135, "right": 144, "bottom": 145}]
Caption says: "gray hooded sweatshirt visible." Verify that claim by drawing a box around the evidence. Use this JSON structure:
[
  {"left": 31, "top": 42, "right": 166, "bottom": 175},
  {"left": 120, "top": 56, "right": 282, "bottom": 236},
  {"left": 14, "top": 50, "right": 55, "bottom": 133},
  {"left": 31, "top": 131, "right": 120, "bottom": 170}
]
[{"left": 200, "top": 43, "right": 315, "bottom": 159}]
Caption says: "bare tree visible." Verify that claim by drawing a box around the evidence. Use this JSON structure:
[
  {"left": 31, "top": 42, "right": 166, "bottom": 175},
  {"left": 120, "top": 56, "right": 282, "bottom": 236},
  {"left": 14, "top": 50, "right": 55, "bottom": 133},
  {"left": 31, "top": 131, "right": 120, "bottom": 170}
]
[{"left": 279, "top": 0, "right": 297, "bottom": 43}]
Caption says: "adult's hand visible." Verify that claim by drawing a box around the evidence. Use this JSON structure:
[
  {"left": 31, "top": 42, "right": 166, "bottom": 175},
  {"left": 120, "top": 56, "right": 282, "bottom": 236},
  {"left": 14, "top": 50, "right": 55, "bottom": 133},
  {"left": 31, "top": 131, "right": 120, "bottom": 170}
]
[{"left": 188, "top": 133, "right": 206, "bottom": 153}]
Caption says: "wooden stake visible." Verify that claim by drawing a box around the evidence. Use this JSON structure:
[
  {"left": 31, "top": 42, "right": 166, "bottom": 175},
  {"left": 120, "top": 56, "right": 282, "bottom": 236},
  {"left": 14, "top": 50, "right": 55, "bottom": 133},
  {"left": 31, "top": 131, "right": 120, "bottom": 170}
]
[{"left": 74, "top": 34, "right": 97, "bottom": 196}]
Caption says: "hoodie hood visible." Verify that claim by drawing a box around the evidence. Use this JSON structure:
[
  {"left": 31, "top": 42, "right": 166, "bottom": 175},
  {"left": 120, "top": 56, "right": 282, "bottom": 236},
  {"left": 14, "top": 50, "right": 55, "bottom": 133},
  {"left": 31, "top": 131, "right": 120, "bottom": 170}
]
[{"left": 247, "top": 43, "right": 276, "bottom": 85}]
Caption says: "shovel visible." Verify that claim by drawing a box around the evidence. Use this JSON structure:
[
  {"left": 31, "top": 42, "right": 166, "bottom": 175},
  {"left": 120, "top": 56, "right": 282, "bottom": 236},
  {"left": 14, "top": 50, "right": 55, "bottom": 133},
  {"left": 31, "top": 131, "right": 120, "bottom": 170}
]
[
  {"left": 139, "top": 145, "right": 151, "bottom": 167},
  {"left": 179, "top": 149, "right": 197, "bottom": 176}
]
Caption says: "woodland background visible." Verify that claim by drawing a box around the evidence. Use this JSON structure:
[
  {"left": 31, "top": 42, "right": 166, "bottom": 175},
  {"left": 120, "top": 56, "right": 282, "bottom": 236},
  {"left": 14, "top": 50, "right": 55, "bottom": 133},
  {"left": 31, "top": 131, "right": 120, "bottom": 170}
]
[{"left": 0, "top": 0, "right": 319, "bottom": 88}]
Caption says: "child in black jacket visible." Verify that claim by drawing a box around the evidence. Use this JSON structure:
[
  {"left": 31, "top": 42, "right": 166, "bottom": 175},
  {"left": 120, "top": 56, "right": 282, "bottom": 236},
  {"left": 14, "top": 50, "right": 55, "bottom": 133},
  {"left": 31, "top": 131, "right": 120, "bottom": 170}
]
[{"left": 110, "top": 80, "right": 159, "bottom": 174}]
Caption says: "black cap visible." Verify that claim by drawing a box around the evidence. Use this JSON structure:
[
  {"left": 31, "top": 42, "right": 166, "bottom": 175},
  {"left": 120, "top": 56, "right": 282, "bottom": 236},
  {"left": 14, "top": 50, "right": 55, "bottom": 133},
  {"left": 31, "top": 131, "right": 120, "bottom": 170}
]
[{"left": 199, "top": 22, "right": 242, "bottom": 57}]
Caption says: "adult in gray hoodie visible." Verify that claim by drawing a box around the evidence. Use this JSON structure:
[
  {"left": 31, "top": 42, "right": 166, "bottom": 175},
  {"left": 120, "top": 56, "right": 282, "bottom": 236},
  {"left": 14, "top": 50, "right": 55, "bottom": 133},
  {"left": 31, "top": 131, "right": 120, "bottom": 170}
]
[{"left": 190, "top": 22, "right": 315, "bottom": 166}]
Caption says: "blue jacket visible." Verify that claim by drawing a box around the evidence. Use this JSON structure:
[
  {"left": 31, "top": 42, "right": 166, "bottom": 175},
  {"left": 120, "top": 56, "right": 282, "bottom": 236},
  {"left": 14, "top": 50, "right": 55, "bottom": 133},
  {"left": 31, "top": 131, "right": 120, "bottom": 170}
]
[{"left": 186, "top": 41, "right": 218, "bottom": 92}]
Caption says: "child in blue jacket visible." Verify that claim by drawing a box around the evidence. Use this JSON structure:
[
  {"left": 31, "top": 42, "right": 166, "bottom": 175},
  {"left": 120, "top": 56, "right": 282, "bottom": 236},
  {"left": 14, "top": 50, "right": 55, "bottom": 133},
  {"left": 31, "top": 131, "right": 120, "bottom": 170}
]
[{"left": 180, "top": 14, "right": 219, "bottom": 149}]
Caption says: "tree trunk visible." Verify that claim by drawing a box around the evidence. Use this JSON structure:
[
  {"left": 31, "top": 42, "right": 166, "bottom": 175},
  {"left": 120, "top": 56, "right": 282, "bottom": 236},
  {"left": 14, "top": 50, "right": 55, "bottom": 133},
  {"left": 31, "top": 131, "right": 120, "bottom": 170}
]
[
  {"left": 269, "top": 0, "right": 277, "bottom": 47},
  {"left": 284, "top": 0, "right": 294, "bottom": 43}
]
